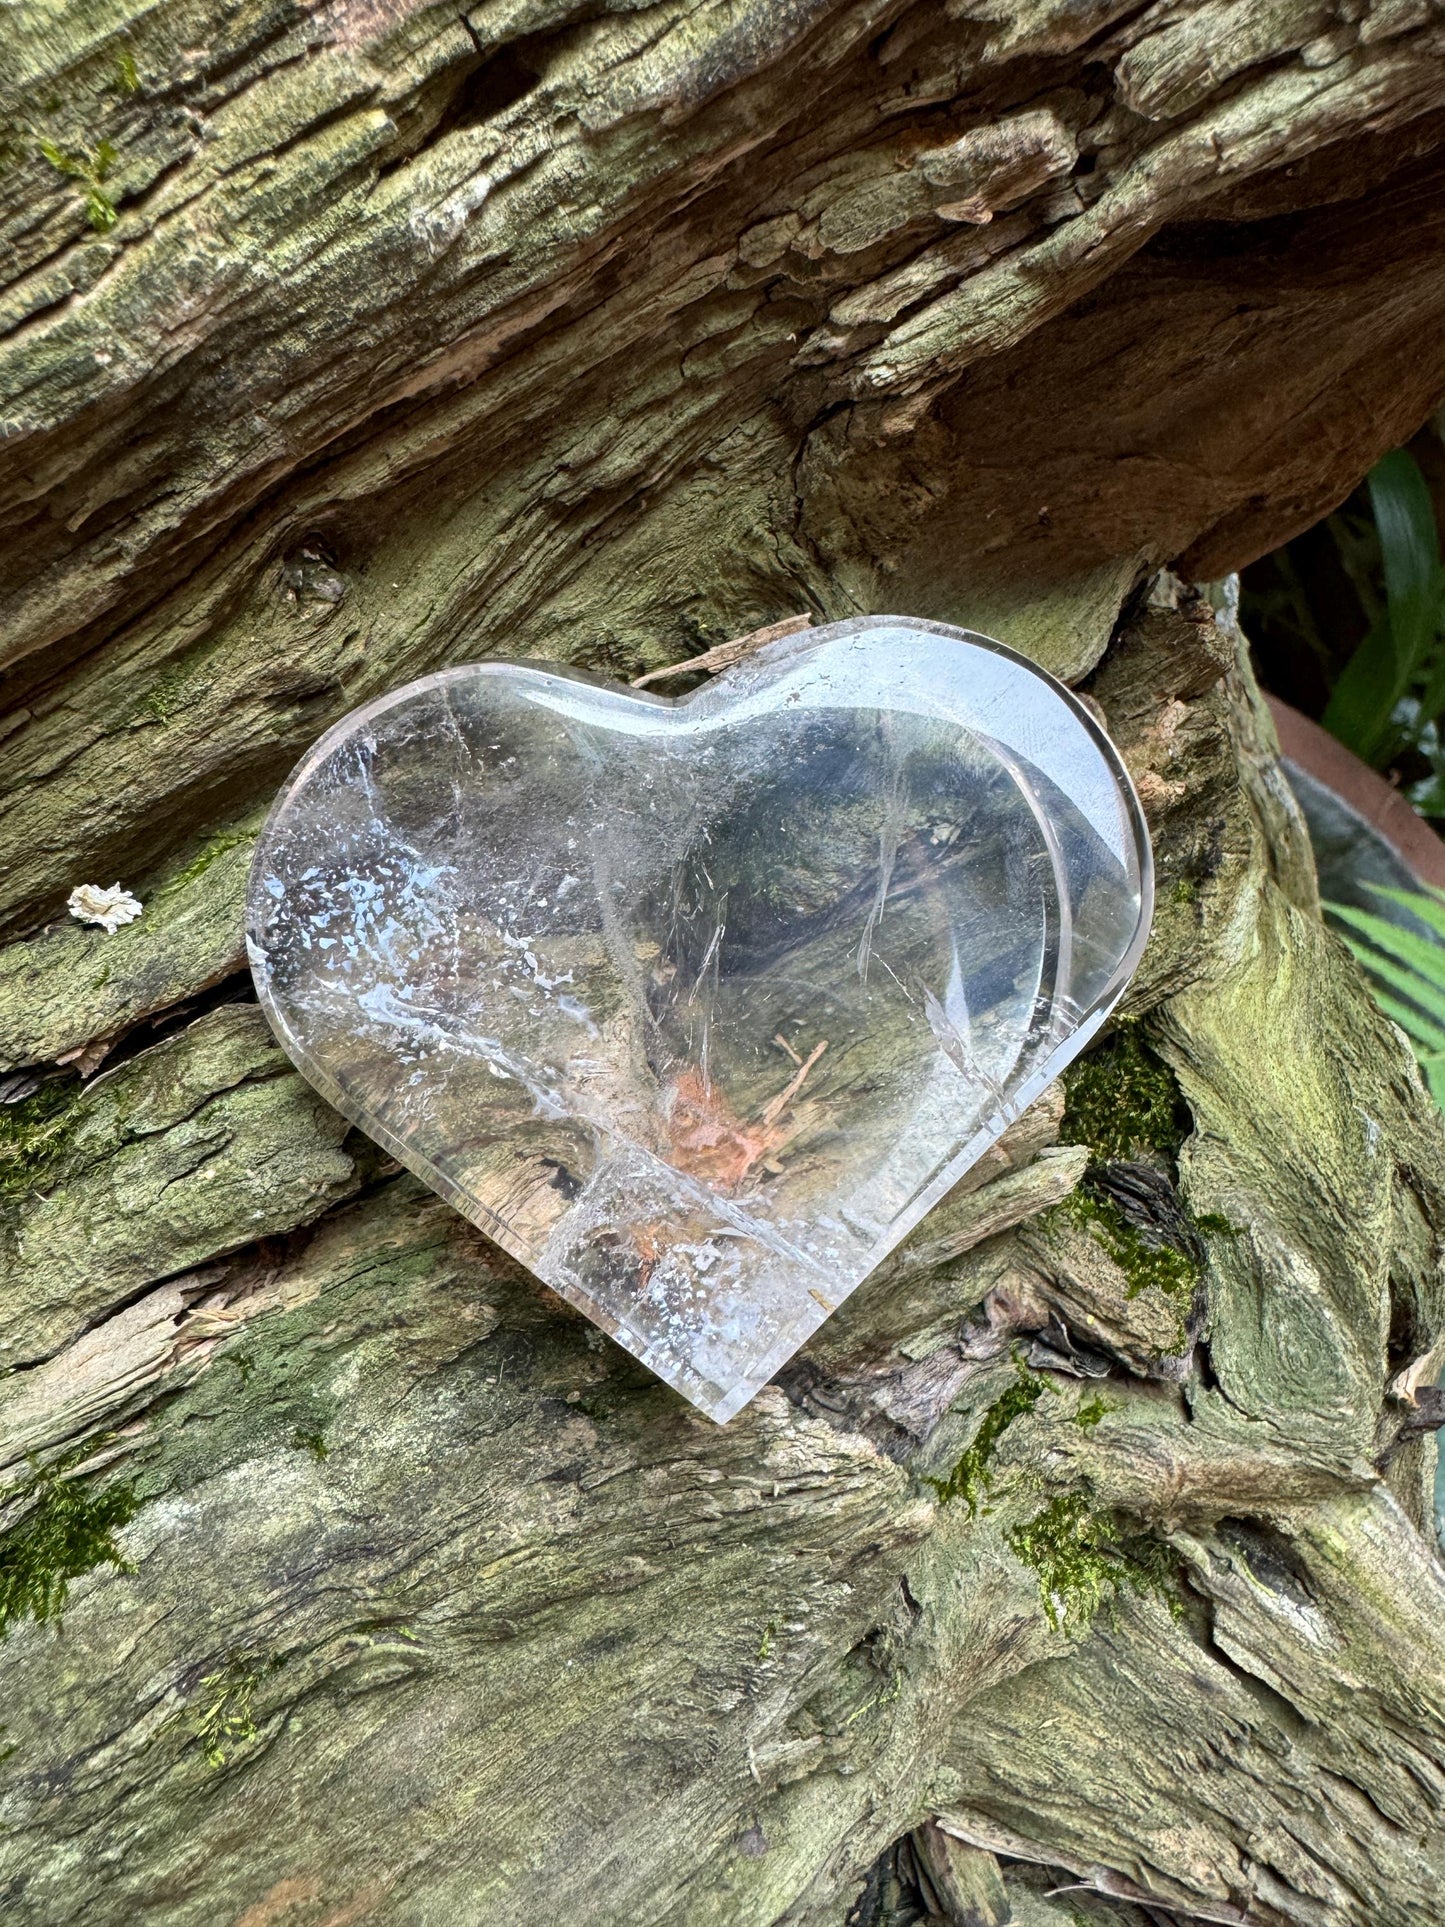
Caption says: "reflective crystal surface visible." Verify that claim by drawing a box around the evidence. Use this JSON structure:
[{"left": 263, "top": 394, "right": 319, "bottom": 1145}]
[{"left": 248, "top": 617, "right": 1152, "bottom": 1420}]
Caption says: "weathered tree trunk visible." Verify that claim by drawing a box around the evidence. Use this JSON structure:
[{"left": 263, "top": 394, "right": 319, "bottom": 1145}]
[{"left": 4, "top": 2, "right": 1445, "bottom": 1922}]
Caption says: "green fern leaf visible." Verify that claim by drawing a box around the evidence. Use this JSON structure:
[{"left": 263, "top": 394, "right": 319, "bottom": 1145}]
[
  {"left": 1328, "top": 886, "right": 1445, "bottom": 1112},
  {"left": 1329, "top": 903, "right": 1445, "bottom": 995},
  {"left": 1364, "top": 882, "right": 1445, "bottom": 944}
]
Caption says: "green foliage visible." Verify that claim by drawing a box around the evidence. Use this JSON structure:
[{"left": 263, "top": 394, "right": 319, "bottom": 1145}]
[
  {"left": 1065, "top": 1189, "right": 1198, "bottom": 1306},
  {"left": 1006, "top": 1494, "right": 1182, "bottom": 1632},
  {"left": 0, "top": 1081, "right": 80, "bottom": 1201},
  {"left": 38, "top": 136, "right": 119, "bottom": 233},
  {"left": 1059, "top": 1024, "right": 1183, "bottom": 1163},
  {"left": 188, "top": 1652, "right": 283, "bottom": 1768},
  {"left": 1330, "top": 885, "right": 1445, "bottom": 1107},
  {"left": 1323, "top": 449, "right": 1445, "bottom": 770},
  {"left": 114, "top": 47, "right": 140, "bottom": 94},
  {"left": 927, "top": 1354, "right": 1051, "bottom": 1514},
  {"left": 0, "top": 1455, "right": 138, "bottom": 1637},
  {"left": 1074, "top": 1393, "right": 1113, "bottom": 1429}
]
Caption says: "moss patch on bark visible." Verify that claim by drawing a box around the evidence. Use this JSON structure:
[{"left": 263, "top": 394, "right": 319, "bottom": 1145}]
[
  {"left": 1064, "top": 1188, "right": 1200, "bottom": 1307},
  {"left": 926, "top": 1355, "right": 1052, "bottom": 1515},
  {"left": 1006, "top": 1494, "right": 1182, "bottom": 1632},
  {"left": 1060, "top": 1024, "right": 1186, "bottom": 1164},
  {"left": 0, "top": 1080, "right": 81, "bottom": 1202},
  {"left": 0, "top": 1455, "right": 138, "bottom": 1638}
]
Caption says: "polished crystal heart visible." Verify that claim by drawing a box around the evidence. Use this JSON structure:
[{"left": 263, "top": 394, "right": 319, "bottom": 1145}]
[{"left": 247, "top": 617, "right": 1151, "bottom": 1420}]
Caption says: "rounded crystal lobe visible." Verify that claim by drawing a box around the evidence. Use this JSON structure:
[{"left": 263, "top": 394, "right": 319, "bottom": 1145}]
[{"left": 247, "top": 616, "right": 1152, "bottom": 1420}]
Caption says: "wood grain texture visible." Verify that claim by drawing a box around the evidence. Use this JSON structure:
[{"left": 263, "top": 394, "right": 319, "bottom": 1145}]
[{"left": 2, "top": 1, "right": 1445, "bottom": 1921}]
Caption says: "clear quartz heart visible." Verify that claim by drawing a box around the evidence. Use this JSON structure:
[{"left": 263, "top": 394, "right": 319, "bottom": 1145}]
[{"left": 247, "top": 617, "right": 1152, "bottom": 1420}]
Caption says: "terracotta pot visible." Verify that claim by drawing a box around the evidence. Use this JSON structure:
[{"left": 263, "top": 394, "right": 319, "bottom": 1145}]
[{"left": 1267, "top": 695, "right": 1445, "bottom": 892}]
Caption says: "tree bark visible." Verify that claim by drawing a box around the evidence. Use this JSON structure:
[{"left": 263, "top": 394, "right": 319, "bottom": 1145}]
[{"left": 3, "top": 2, "right": 1445, "bottom": 1922}]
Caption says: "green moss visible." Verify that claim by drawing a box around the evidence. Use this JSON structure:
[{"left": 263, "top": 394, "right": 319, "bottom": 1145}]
[
  {"left": 292, "top": 1428, "right": 328, "bottom": 1461},
  {"left": 1055, "top": 1027, "right": 1235, "bottom": 1335},
  {"left": 114, "top": 47, "right": 140, "bottom": 94},
  {"left": 927, "top": 1354, "right": 1051, "bottom": 1515},
  {"left": 0, "top": 1081, "right": 81, "bottom": 1202},
  {"left": 133, "top": 666, "right": 192, "bottom": 727},
  {"left": 0, "top": 1455, "right": 138, "bottom": 1637},
  {"left": 1059, "top": 1023, "right": 1184, "bottom": 1163},
  {"left": 1171, "top": 877, "right": 1197, "bottom": 905},
  {"left": 188, "top": 1652, "right": 283, "bottom": 1768},
  {"left": 1074, "top": 1392, "right": 1113, "bottom": 1428},
  {"left": 156, "top": 826, "right": 253, "bottom": 901},
  {"left": 1065, "top": 1188, "right": 1199, "bottom": 1306},
  {"left": 38, "top": 136, "right": 118, "bottom": 233},
  {"left": 1006, "top": 1493, "right": 1182, "bottom": 1632},
  {"left": 1193, "top": 1211, "right": 1238, "bottom": 1238}
]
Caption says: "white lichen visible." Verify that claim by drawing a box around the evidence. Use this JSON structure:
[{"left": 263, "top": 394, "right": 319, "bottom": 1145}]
[{"left": 67, "top": 883, "right": 143, "bottom": 935}]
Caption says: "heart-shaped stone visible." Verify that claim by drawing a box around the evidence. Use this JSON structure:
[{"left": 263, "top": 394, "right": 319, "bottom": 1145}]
[{"left": 248, "top": 616, "right": 1151, "bottom": 1420}]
